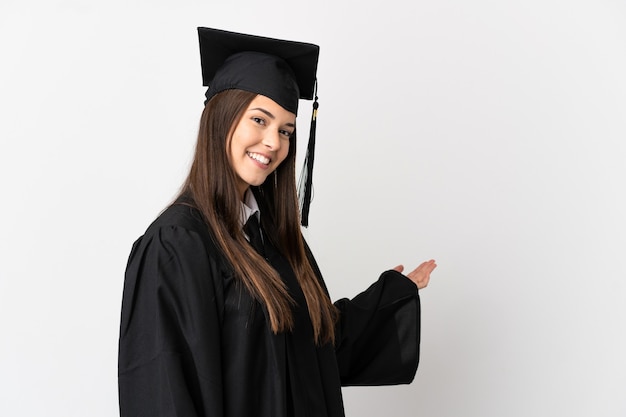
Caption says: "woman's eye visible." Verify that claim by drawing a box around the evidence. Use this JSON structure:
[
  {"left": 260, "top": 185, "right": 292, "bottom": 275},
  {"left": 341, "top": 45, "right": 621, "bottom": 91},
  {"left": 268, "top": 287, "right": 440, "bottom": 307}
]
[
  {"left": 280, "top": 130, "right": 294, "bottom": 138},
  {"left": 252, "top": 117, "right": 265, "bottom": 125}
]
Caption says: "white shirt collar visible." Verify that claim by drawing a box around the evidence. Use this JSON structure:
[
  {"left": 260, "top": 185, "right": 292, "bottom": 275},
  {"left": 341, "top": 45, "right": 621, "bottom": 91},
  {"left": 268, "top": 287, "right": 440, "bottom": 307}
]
[{"left": 240, "top": 188, "right": 260, "bottom": 228}]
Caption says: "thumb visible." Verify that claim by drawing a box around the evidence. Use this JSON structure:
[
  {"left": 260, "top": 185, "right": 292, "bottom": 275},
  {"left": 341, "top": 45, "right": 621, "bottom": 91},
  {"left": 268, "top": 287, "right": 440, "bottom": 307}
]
[{"left": 392, "top": 264, "right": 404, "bottom": 273}]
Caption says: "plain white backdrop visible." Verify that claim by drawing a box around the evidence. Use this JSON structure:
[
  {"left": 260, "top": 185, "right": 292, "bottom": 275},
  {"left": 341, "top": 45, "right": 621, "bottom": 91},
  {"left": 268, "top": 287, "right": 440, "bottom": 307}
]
[{"left": 1, "top": 0, "right": 625, "bottom": 416}]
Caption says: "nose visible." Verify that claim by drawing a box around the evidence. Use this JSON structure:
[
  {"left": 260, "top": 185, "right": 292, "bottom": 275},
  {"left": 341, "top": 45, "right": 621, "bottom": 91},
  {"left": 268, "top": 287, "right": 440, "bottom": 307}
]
[{"left": 262, "top": 130, "right": 281, "bottom": 151}]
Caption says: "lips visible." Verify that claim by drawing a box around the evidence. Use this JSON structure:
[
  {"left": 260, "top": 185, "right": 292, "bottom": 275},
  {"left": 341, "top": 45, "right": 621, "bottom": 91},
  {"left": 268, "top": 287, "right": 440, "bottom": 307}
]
[{"left": 247, "top": 151, "right": 270, "bottom": 165}]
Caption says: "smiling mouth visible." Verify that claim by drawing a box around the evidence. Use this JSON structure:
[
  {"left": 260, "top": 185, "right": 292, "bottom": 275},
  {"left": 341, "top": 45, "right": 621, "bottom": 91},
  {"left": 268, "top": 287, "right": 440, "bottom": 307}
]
[{"left": 247, "top": 151, "right": 270, "bottom": 165}]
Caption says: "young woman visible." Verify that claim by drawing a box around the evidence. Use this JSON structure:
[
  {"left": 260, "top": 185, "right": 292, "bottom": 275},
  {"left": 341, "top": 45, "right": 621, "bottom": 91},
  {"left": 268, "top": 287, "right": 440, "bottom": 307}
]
[{"left": 118, "top": 27, "right": 436, "bottom": 417}]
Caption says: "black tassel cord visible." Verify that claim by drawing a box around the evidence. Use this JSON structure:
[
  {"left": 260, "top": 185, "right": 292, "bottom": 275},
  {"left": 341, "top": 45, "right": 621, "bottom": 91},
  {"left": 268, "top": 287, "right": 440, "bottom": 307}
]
[{"left": 298, "top": 91, "right": 318, "bottom": 227}]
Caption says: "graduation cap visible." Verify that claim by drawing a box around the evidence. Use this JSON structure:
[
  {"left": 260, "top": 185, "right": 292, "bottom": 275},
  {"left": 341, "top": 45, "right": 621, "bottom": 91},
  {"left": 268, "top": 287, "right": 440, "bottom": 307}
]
[{"left": 198, "top": 27, "right": 320, "bottom": 226}]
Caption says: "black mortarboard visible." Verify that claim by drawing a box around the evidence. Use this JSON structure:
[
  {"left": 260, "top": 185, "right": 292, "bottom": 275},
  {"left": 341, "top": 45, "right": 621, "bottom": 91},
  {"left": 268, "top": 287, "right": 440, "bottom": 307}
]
[
  {"left": 197, "top": 27, "right": 320, "bottom": 226},
  {"left": 198, "top": 27, "right": 318, "bottom": 114}
]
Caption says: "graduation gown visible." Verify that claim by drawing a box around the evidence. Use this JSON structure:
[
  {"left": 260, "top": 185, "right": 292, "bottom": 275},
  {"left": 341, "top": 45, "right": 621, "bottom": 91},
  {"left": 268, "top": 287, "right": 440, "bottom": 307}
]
[{"left": 118, "top": 201, "right": 421, "bottom": 417}]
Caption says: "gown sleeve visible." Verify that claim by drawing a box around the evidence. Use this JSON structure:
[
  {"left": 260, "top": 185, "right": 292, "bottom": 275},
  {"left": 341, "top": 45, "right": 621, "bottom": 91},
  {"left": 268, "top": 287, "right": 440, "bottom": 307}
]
[
  {"left": 118, "top": 224, "right": 226, "bottom": 417},
  {"left": 333, "top": 270, "right": 421, "bottom": 386}
]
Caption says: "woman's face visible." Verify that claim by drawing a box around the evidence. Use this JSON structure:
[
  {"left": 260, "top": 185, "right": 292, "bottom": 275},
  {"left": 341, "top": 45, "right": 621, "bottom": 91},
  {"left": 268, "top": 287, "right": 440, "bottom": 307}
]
[{"left": 229, "top": 94, "right": 295, "bottom": 200}]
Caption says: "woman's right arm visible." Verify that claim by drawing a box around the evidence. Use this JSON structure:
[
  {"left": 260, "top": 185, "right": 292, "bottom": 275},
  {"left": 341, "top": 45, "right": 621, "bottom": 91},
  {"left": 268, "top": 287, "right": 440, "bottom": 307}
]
[{"left": 118, "top": 225, "right": 225, "bottom": 417}]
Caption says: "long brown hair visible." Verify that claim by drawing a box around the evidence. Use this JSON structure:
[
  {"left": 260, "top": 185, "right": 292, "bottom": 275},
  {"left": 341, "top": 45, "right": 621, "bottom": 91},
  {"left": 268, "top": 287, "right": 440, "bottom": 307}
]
[{"left": 179, "top": 89, "right": 338, "bottom": 345}]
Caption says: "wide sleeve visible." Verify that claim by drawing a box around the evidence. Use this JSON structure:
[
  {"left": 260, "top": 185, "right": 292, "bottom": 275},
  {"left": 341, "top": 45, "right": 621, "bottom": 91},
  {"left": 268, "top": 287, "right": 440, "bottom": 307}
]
[
  {"left": 333, "top": 270, "right": 421, "bottom": 386},
  {"left": 118, "top": 225, "right": 226, "bottom": 417}
]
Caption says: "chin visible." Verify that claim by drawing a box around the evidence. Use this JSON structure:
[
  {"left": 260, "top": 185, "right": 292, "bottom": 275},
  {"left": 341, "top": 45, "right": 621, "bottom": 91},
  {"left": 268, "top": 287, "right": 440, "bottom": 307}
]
[{"left": 245, "top": 177, "right": 269, "bottom": 187}]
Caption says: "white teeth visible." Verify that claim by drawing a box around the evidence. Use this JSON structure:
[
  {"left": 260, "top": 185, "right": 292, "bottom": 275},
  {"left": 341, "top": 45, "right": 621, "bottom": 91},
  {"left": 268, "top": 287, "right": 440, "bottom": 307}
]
[{"left": 247, "top": 152, "right": 270, "bottom": 165}]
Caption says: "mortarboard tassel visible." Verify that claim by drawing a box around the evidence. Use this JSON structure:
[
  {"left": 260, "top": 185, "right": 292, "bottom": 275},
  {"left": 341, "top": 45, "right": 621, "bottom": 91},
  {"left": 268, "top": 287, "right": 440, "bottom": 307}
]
[{"left": 298, "top": 87, "right": 318, "bottom": 227}]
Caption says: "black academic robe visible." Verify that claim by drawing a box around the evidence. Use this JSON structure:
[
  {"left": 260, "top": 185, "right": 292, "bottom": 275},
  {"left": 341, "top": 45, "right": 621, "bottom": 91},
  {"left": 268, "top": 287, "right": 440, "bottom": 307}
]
[{"left": 118, "top": 202, "right": 421, "bottom": 417}]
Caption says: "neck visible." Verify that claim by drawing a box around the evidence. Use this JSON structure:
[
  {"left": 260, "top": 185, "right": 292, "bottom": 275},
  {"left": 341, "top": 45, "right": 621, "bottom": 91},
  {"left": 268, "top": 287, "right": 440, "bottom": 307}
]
[{"left": 238, "top": 184, "right": 249, "bottom": 202}]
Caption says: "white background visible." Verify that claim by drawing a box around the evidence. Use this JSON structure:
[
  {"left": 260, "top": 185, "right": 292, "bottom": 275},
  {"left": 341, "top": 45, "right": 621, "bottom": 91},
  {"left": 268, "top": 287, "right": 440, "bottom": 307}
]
[{"left": 1, "top": 0, "right": 625, "bottom": 416}]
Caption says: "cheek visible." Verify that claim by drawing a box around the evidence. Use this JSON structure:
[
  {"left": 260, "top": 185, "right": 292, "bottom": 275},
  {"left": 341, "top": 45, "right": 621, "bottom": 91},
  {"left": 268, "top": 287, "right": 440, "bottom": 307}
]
[{"left": 277, "top": 144, "right": 290, "bottom": 165}]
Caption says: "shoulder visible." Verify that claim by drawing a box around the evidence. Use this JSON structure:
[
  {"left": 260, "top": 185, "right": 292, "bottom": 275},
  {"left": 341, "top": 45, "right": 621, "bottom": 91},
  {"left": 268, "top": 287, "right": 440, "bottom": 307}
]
[
  {"left": 124, "top": 202, "right": 231, "bottom": 306},
  {"left": 128, "top": 201, "right": 225, "bottom": 272},
  {"left": 142, "top": 202, "right": 217, "bottom": 250},
  {"left": 147, "top": 202, "right": 207, "bottom": 236}
]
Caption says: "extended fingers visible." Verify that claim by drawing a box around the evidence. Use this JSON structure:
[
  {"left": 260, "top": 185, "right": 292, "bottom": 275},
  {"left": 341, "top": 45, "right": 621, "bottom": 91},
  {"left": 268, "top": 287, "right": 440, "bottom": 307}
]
[
  {"left": 409, "top": 259, "right": 437, "bottom": 289},
  {"left": 420, "top": 259, "right": 437, "bottom": 273}
]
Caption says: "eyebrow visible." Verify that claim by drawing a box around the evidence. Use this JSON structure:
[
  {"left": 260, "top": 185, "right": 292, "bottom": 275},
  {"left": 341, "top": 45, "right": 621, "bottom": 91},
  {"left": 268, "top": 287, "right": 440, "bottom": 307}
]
[{"left": 250, "top": 107, "right": 295, "bottom": 128}]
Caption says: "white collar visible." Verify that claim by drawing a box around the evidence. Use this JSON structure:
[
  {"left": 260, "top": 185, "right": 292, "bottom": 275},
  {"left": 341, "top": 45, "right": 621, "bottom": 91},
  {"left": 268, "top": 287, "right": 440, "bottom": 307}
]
[{"left": 240, "top": 189, "right": 260, "bottom": 228}]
